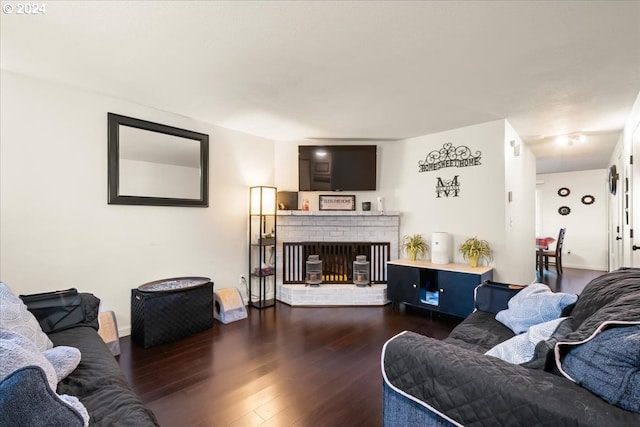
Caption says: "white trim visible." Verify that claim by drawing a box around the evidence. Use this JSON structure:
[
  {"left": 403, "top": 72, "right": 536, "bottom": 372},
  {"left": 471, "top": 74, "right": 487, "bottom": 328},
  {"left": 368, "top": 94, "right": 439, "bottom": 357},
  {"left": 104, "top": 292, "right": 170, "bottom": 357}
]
[
  {"left": 277, "top": 210, "right": 400, "bottom": 217},
  {"left": 554, "top": 320, "right": 640, "bottom": 381},
  {"left": 381, "top": 331, "right": 464, "bottom": 427}
]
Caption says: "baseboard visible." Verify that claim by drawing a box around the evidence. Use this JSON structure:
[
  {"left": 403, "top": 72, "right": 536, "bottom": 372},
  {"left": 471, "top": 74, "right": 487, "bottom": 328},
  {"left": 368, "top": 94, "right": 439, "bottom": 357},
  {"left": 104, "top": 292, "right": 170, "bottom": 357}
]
[{"left": 559, "top": 263, "right": 607, "bottom": 271}]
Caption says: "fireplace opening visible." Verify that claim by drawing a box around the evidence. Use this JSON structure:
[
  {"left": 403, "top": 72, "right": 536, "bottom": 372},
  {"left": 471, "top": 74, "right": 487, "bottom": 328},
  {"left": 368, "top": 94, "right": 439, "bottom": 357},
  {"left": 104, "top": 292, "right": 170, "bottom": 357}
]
[{"left": 283, "top": 242, "right": 389, "bottom": 284}]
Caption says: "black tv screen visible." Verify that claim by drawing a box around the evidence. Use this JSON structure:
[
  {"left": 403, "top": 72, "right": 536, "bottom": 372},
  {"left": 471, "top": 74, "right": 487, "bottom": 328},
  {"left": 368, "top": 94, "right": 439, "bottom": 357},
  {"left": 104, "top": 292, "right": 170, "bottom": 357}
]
[{"left": 298, "top": 145, "right": 377, "bottom": 191}]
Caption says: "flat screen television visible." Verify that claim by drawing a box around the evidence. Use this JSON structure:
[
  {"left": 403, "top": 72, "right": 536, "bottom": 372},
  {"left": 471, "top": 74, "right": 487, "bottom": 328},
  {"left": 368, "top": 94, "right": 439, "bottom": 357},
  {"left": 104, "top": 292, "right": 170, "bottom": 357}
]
[{"left": 298, "top": 145, "right": 377, "bottom": 191}]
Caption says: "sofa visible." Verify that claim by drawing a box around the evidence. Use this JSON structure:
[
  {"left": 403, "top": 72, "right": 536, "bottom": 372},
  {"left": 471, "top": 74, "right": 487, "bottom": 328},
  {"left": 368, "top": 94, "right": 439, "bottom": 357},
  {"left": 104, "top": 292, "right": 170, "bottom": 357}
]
[
  {"left": 0, "top": 283, "right": 158, "bottom": 427},
  {"left": 382, "top": 268, "right": 640, "bottom": 426}
]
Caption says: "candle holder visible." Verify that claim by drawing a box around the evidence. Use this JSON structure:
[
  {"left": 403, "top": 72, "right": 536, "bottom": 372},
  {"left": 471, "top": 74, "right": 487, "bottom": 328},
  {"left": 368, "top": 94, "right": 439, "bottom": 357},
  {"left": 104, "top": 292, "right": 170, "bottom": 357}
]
[
  {"left": 306, "top": 255, "right": 322, "bottom": 286},
  {"left": 353, "top": 255, "right": 370, "bottom": 287}
]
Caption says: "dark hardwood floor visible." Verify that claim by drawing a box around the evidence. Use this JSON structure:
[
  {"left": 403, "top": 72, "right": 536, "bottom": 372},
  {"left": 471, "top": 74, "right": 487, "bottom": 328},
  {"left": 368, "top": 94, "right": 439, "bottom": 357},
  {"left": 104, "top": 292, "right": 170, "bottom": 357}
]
[
  {"left": 536, "top": 266, "right": 606, "bottom": 294},
  {"left": 118, "top": 267, "right": 605, "bottom": 427}
]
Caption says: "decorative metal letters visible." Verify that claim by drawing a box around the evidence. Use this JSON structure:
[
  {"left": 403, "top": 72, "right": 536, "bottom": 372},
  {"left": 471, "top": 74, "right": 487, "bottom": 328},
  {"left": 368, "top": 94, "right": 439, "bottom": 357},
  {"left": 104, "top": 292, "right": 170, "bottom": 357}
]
[
  {"left": 419, "top": 142, "right": 482, "bottom": 173},
  {"left": 436, "top": 176, "right": 460, "bottom": 198}
]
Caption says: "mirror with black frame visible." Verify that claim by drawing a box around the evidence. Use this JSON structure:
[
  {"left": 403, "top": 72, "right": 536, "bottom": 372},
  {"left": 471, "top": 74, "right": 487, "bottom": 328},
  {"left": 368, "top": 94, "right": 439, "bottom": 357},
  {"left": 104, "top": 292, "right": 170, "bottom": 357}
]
[{"left": 108, "top": 113, "right": 209, "bottom": 207}]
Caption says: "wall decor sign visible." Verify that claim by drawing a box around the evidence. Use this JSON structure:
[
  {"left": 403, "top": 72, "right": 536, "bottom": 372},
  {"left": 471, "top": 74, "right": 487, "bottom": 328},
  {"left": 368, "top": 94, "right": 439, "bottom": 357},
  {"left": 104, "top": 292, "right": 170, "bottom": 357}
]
[
  {"left": 319, "top": 195, "right": 356, "bottom": 211},
  {"left": 436, "top": 175, "right": 460, "bottom": 198},
  {"left": 581, "top": 195, "right": 595, "bottom": 205},
  {"left": 557, "top": 187, "right": 570, "bottom": 197},
  {"left": 558, "top": 206, "right": 571, "bottom": 216},
  {"left": 418, "top": 142, "right": 482, "bottom": 173}
]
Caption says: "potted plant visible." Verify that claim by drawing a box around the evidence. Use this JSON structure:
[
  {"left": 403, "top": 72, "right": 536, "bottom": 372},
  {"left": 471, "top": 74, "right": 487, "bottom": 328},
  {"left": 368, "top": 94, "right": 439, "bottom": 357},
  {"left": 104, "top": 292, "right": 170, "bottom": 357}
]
[
  {"left": 402, "top": 234, "right": 429, "bottom": 261},
  {"left": 459, "top": 237, "right": 492, "bottom": 267}
]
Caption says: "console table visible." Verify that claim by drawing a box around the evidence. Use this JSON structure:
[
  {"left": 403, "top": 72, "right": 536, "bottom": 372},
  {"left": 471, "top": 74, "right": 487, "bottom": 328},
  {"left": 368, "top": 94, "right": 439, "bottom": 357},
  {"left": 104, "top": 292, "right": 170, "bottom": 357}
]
[{"left": 387, "top": 260, "right": 493, "bottom": 318}]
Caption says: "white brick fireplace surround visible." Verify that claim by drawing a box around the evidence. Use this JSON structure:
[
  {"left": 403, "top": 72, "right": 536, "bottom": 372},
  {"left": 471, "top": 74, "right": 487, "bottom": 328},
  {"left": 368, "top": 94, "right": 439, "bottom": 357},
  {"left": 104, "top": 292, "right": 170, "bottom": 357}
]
[{"left": 275, "top": 211, "right": 400, "bottom": 306}]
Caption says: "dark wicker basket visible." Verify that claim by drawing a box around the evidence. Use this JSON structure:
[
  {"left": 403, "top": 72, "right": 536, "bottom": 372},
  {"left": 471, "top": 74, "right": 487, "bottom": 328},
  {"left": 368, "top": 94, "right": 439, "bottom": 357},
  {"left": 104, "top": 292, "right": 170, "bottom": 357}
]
[{"left": 131, "top": 278, "right": 213, "bottom": 348}]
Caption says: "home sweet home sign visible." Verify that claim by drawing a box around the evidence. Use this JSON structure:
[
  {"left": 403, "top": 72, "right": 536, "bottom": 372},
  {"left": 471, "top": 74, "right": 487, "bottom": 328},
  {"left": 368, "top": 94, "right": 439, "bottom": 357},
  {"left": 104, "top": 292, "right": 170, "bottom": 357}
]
[{"left": 418, "top": 142, "right": 482, "bottom": 198}]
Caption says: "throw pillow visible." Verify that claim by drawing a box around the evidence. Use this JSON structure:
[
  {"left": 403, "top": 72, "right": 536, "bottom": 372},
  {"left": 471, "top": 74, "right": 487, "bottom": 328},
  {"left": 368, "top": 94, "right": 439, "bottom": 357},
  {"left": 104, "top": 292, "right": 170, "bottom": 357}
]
[
  {"left": 0, "top": 366, "right": 85, "bottom": 427},
  {"left": 0, "top": 329, "right": 57, "bottom": 390},
  {"left": 0, "top": 282, "right": 53, "bottom": 351},
  {"left": 486, "top": 317, "right": 568, "bottom": 365},
  {"left": 560, "top": 324, "right": 640, "bottom": 413},
  {"left": 521, "top": 317, "right": 575, "bottom": 371},
  {"left": 43, "top": 346, "right": 82, "bottom": 383},
  {"left": 0, "top": 329, "right": 89, "bottom": 425},
  {"left": 495, "top": 283, "right": 578, "bottom": 334}
]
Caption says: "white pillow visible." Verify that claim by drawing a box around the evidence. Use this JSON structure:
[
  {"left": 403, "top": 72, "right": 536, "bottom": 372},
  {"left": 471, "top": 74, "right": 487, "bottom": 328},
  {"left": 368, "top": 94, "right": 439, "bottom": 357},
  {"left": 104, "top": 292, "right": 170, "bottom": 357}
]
[
  {"left": 43, "top": 346, "right": 82, "bottom": 383},
  {"left": 0, "top": 282, "right": 53, "bottom": 351},
  {"left": 486, "top": 317, "right": 567, "bottom": 364},
  {"left": 495, "top": 283, "right": 577, "bottom": 334}
]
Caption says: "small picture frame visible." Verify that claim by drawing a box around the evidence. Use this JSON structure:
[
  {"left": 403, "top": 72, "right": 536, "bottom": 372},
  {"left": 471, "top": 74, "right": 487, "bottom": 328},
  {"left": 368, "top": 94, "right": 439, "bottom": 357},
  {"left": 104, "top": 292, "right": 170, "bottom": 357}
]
[{"left": 319, "top": 195, "right": 356, "bottom": 211}]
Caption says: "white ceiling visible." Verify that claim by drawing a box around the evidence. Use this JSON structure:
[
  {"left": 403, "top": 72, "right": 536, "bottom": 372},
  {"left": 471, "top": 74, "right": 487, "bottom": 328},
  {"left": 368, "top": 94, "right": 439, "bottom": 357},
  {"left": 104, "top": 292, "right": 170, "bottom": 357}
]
[{"left": 2, "top": 1, "right": 639, "bottom": 174}]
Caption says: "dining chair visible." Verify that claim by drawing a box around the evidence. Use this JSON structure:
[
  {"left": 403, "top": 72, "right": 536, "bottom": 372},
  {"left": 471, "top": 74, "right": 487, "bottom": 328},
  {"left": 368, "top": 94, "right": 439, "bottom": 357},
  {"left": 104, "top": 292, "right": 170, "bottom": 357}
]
[{"left": 543, "top": 228, "right": 566, "bottom": 274}]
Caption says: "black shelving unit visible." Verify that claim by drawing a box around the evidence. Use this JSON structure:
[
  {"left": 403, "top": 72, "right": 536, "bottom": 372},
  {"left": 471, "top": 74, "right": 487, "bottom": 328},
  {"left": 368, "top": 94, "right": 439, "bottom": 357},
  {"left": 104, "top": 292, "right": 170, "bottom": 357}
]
[{"left": 248, "top": 186, "right": 277, "bottom": 309}]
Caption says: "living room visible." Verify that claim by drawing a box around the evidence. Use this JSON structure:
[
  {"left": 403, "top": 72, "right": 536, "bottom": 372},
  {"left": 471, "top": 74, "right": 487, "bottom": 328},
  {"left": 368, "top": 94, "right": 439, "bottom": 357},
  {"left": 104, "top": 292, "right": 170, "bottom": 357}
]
[{"left": 1, "top": 1, "right": 640, "bottom": 426}]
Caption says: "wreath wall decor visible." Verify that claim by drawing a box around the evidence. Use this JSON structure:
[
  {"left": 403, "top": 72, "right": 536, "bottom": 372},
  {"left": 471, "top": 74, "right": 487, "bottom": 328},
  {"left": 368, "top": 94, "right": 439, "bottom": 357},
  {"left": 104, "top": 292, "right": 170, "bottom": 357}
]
[
  {"left": 581, "top": 195, "right": 595, "bottom": 205},
  {"left": 558, "top": 206, "right": 571, "bottom": 216},
  {"left": 558, "top": 187, "right": 570, "bottom": 197}
]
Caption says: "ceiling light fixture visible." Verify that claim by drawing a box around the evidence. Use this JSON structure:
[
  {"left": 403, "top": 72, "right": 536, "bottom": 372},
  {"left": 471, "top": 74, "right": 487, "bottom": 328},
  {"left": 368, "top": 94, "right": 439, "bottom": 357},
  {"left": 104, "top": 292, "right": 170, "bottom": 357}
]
[{"left": 555, "top": 134, "right": 586, "bottom": 146}]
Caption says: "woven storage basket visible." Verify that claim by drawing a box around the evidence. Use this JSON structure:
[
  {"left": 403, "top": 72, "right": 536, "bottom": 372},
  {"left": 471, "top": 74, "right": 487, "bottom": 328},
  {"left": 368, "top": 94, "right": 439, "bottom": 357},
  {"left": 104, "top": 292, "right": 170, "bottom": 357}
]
[{"left": 131, "top": 279, "right": 213, "bottom": 348}]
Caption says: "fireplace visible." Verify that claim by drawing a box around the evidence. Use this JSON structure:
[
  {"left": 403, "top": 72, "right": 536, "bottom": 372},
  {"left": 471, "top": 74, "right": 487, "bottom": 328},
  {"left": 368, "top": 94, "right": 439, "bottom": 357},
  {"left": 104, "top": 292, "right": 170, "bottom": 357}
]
[
  {"left": 276, "top": 210, "right": 400, "bottom": 306},
  {"left": 283, "top": 241, "right": 390, "bottom": 284}
]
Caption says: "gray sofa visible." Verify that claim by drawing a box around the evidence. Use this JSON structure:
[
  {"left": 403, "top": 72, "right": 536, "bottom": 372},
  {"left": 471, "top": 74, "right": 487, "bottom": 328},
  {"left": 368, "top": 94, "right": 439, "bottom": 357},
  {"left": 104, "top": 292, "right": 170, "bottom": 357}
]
[
  {"left": 49, "top": 325, "right": 159, "bottom": 426},
  {"left": 0, "top": 285, "right": 158, "bottom": 427},
  {"left": 382, "top": 268, "right": 640, "bottom": 426}
]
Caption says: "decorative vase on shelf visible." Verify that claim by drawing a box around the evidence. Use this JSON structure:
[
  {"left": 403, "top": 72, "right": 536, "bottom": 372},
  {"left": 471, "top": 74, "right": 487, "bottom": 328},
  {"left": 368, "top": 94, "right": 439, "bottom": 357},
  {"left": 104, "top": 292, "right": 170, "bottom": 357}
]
[{"left": 468, "top": 254, "right": 479, "bottom": 268}]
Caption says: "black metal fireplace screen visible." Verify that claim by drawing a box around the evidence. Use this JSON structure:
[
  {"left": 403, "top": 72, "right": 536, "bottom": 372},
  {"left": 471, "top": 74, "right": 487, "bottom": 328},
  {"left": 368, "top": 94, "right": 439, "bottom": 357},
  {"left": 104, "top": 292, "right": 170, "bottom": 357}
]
[{"left": 282, "top": 241, "right": 390, "bottom": 284}]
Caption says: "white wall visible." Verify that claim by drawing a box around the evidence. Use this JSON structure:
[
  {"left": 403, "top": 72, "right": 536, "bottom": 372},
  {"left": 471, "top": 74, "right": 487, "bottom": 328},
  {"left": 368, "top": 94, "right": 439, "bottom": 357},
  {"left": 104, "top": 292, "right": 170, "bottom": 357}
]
[
  {"left": 275, "top": 121, "right": 536, "bottom": 284},
  {"left": 1, "top": 72, "right": 541, "bottom": 334},
  {"left": 536, "top": 169, "right": 608, "bottom": 270},
  {"left": 397, "top": 120, "right": 535, "bottom": 283},
  {"left": 0, "top": 71, "right": 275, "bottom": 335},
  {"left": 397, "top": 121, "right": 504, "bottom": 252},
  {"left": 607, "top": 89, "right": 640, "bottom": 268},
  {"left": 626, "top": 90, "right": 640, "bottom": 267},
  {"left": 504, "top": 121, "right": 537, "bottom": 283}
]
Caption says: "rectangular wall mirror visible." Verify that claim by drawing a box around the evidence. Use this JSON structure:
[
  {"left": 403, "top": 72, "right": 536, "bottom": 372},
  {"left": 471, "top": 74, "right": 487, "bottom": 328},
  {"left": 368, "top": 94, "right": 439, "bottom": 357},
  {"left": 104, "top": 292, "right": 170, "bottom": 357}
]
[{"left": 108, "top": 113, "right": 209, "bottom": 207}]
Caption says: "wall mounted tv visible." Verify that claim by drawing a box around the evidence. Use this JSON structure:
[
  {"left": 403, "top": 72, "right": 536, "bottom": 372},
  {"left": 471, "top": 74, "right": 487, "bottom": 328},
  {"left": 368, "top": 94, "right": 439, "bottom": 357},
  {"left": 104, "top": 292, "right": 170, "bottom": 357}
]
[{"left": 298, "top": 145, "right": 377, "bottom": 191}]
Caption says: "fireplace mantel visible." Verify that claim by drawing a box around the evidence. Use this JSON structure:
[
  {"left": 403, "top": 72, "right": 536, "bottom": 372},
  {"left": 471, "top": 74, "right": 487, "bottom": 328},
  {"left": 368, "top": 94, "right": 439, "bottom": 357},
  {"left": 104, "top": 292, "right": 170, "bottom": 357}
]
[{"left": 277, "top": 210, "right": 400, "bottom": 217}]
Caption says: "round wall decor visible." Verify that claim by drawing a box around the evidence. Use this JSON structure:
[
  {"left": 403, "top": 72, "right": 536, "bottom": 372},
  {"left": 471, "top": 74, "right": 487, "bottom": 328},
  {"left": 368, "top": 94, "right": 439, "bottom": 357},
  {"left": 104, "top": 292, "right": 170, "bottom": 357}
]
[
  {"left": 558, "top": 187, "right": 570, "bottom": 197},
  {"left": 558, "top": 206, "right": 571, "bottom": 216},
  {"left": 581, "top": 195, "right": 595, "bottom": 205}
]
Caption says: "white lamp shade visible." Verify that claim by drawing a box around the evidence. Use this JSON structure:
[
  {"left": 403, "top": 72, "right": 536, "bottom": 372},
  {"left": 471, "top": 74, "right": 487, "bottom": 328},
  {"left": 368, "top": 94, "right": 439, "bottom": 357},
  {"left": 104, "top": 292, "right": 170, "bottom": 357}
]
[{"left": 250, "top": 186, "right": 277, "bottom": 215}]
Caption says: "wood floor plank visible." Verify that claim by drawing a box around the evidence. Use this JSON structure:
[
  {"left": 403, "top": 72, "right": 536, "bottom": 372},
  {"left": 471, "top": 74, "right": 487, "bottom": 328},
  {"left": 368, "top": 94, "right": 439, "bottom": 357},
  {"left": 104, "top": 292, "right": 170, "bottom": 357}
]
[{"left": 117, "top": 268, "right": 602, "bottom": 426}]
